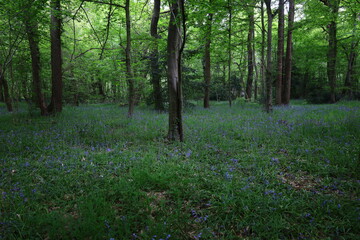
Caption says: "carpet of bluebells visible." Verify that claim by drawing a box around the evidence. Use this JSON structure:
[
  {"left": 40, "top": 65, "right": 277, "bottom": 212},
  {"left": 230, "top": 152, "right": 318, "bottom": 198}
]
[{"left": 1, "top": 101, "right": 359, "bottom": 239}]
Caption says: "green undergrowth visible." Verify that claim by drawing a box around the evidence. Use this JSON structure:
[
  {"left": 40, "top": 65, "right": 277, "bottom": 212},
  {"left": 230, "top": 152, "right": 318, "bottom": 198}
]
[{"left": 1, "top": 101, "right": 360, "bottom": 239}]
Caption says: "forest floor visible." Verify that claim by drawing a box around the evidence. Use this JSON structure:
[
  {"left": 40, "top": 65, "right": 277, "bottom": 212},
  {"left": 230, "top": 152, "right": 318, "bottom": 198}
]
[{"left": 1, "top": 100, "right": 360, "bottom": 240}]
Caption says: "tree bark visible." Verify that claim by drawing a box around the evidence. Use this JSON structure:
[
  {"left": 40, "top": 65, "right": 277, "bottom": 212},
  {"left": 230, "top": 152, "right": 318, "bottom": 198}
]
[
  {"left": 343, "top": 11, "right": 359, "bottom": 99},
  {"left": 125, "top": 0, "right": 135, "bottom": 117},
  {"left": 150, "top": 0, "right": 164, "bottom": 111},
  {"left": 275, "top": 0, "right": 284, "bottom": 105},
  {"left": 25, "top": 20, "right": 48, "bottom": 116},
  {"left": 203, "top": 3, "right": 213, "bottom": 108},
  {"left": 227, "top": 0, "right": 232, "bottom": 107},
  {"left": 0, "top": 67, "right": 13, "bottom": 112},
  {"left": 260, "top": 1, "right": 266, "bottom": 102},
  {"left": 48, "top": 0, "right": 63, "bottom": 114},
  {"left": 0, "top": 77, "right": 3, "bottom": 102},
  {"left": 282, "top": 0, "right": 294, "bottom": 105},
  {"left": 245, "top": 7, "right": 255, "bottom": 100},
  {"left": 264, "top": 0, "right": 274, "bottom": 113},
  {"left": 320, "top": 0, "right": 340, "bottom": 103},
  {"left": 167, "top": 0, "right": 184, "bottom": 141},
  {"left": 343, "top": 41, "right": 358, "bottom": 98}
]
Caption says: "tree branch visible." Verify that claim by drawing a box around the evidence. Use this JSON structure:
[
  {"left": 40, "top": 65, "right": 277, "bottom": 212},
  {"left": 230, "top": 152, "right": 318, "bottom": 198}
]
[
  {"left": 72, "top": 47, "right": 117, "bottom": 61},
  {"left": 81, "top": 6, "right": 103, "bottom": 46},
  {"left": 83, "top": 0, "right": 125, "bottom": 8}
]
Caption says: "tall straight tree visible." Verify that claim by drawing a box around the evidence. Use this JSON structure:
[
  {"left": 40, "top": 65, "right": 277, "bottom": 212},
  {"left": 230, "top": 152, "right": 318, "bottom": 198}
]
[
  {"left": 125, "top": 0, "right": 135, "bottom": 117},
  {"left": 167, "top": 0, "right": 185, "bottom": 141},
  {"left": 227, "top": 0, "right": 233, "bottom": 107},
  {"left": 203, "top": 0, "right": 213, "bottom": 108},
  {"left": 320, "top": 0, "right": 340, "bottom": 103},
  {"left": 264, "top": 0, "right": 275, "bottom": 112},
  {"left": 275, "top": 0, "right": 284, "bottom": 105},
  {"left": 150, "top": 0, "right": 164, "bottom": 111},
  {"left": 245, "top": 4, "right": 255, "bottom": 100},
  {"left": 47, "top": 0, "right": 63, "bottom": 114},
  {"left": 282, "top": 0, "right": 294, "bottom": 105},
  {"left": 260, "top": 0, "right": 266, "bottom": 101},
  {"left": 23, "top": 6, "right": 48, "bottom": 116}
]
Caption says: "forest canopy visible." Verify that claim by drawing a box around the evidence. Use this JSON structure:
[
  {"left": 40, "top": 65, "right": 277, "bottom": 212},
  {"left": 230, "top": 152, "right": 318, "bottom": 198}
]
[{"left": 0, "top": 0, "right": 359, "bottom": 114}]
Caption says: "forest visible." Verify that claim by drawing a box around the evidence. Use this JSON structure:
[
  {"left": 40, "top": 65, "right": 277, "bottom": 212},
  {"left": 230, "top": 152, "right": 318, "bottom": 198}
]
[{"left": 1, "top": 0, "right": 360, "bottom": 239}]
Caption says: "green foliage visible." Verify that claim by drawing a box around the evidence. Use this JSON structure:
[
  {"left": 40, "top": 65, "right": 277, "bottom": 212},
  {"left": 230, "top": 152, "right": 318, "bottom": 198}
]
[{"left": 1, "top": 102, "right": 360, "bottom": 239}]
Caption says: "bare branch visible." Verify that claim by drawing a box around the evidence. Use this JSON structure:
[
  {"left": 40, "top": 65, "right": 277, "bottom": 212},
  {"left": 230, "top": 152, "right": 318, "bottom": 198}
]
[
  {"left": 73, "top": 47, "right": 117, "bottom": 61},
  {"left": 81, "top": 6, "right": 103, "bottom": 46},
  {"left": 83, "top": 0, "right": 125, "bottom": 8}
]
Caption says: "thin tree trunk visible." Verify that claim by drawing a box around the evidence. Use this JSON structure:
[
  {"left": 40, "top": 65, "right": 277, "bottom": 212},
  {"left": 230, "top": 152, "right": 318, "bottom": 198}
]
[
  {"left": 343, "top": 42, "right": 358, "bottom": 98},
  {"left": 343, "top": 11, "right": 359, "bottom": 99},
  {"left": 0, "top": 77, "right": 3, "bottom": 102},
  {"left": 25, "top": 20, "right": 48, "bottom": 116},
  {"left": 203, "top": 3, "right": 213, "bottom": 108},
  {"left": 275, "top": 0, "right": 284, "bottom": 105},
  {"left": 228, "top": 0, "right": 232, "bottom": 107},
  {"left": 328, "top": 20, "right": 337, "bottom": 103},
  {"left": 48, "top": 0, "right": 63, "bottom": 114},
  {"left": 282, "top": 0, "right": 294, "bottom": 105},
  {"left": 98, "top": 0, "right": 113, "bottom": 101},
  {"left": 260, "top": 1, "right": 266, "bottom": 102},
  {"left": 125, "top": 0, "right": 135, "bottom": 117},
  {"left": 0, "top": 67, "right": 13, "bottom": 112},
  {"left": 167, "top": 0, "right": 184, "bottom": 141},
  {"left": 150, "top": 0, "right": 164, "bottom": 111},
  {"left": 264, "top": 0, "right": 274, "bottom": 113},
  {"left": 245, "top": 7, "right": 255, "bottom": 100}
]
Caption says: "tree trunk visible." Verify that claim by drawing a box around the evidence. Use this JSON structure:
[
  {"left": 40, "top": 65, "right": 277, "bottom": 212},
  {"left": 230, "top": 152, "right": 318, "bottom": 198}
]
[
  {"left": 264, "top": 0, "right": 274, "bottom": 113},
  {"left": 275, "top": 0, "right": 284, "bottom": 105},
  {"left": 343, "top": 11, "right": 359, "bottom": 99},
  {"left": 150, "top": 0, "right": 164, "bottom": 111},
  {"left": 25, "top": 20, "right": 48, "bottom": 116},
  {"left": 203, "top": 3, "right": 213, "bottom": 108},
  {"left": 245, "top": 7, "right": 255, "bottom": 100},
  {"left": 0, "top": 77, "right": 3, "bottom": 102},
  {"left": 260, "top": 1, "right": 266, "bottom": 102},
  {"left": 320, "top": 0, "right": 340, "bottom": 103},
  {"left": 282, "top": 0, "right": 294, "bottom": 105},
  {"left": 48, "top": 0, "right": 63, "bottom": 114},
  {"left": 227, "top": 0, "right": 232, "bottom": 107},
  {"left": 0, "top": 67, "right": 13, "bottom": 112},
  {"left": 167, "top": 0, "right": 184, "bottom": 141},
  {"left": 328, "top": 20, "right": 337, "bottom": 103},
  {"left": 343, "top": 42, "right": 358, "bottom": 98},
  {"left": 125, "top": 0, "right": 135, "bottom": 117}
]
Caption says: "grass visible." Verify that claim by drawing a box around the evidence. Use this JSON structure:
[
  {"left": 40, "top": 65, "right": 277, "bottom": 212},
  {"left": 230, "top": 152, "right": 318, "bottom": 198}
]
[{"left": 1, "top": 101, "right": 359, "bottom": 239}]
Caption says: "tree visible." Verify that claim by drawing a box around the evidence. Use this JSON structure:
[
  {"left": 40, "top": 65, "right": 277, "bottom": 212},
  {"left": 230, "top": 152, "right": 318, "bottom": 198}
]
[
  {"left": 0, "top": 65, "right": 13, "bottom": 112},
  {"left": 275, "top": 0, "right": 284, "bottom": 105},
  {"left": 245, "top": 4, "right": 255, "bottom": 100},
  {"left": 47, "top": 0, "right": 63, "bottom": 114},
  {"left": 260, "top": 0, "right": 266, "bottom": 102},
  {"left": 319, "top": 0, "right": 340, "bottom": 103},
  {"left": 227, "top": 0, "right": 233, "bottom": 107},
  {"left": 150, "top": 0, "right": 164, "bottom": 111},
  {"left": 282, "top": 0, "right": 294, "bottom": 105},
  {"left": 125, "top": 0, "right": 135, "bottom": 117},
  {"left": 167, "top": 0, "right": 185, "bottom": 141},
  {"left": 23, "top": 2, "right": 48, "bottom": 116},
  {"left": 264, "top": 0, "right": 276, "bottom": 112},
  {"left": 203, "top": 0, "right": 213, "bottom": 108}
]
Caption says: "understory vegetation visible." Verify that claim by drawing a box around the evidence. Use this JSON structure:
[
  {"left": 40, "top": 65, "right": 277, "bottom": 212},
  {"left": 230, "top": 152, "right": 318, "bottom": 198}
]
[{"left": 1, "top": 101, "right": 360, "bottom": 239}]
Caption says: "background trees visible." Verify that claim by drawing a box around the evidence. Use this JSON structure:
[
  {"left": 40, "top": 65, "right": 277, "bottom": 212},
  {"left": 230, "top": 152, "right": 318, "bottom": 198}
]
[{"left": 0, "top": 0, "right": 359, "bottom": 116}]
